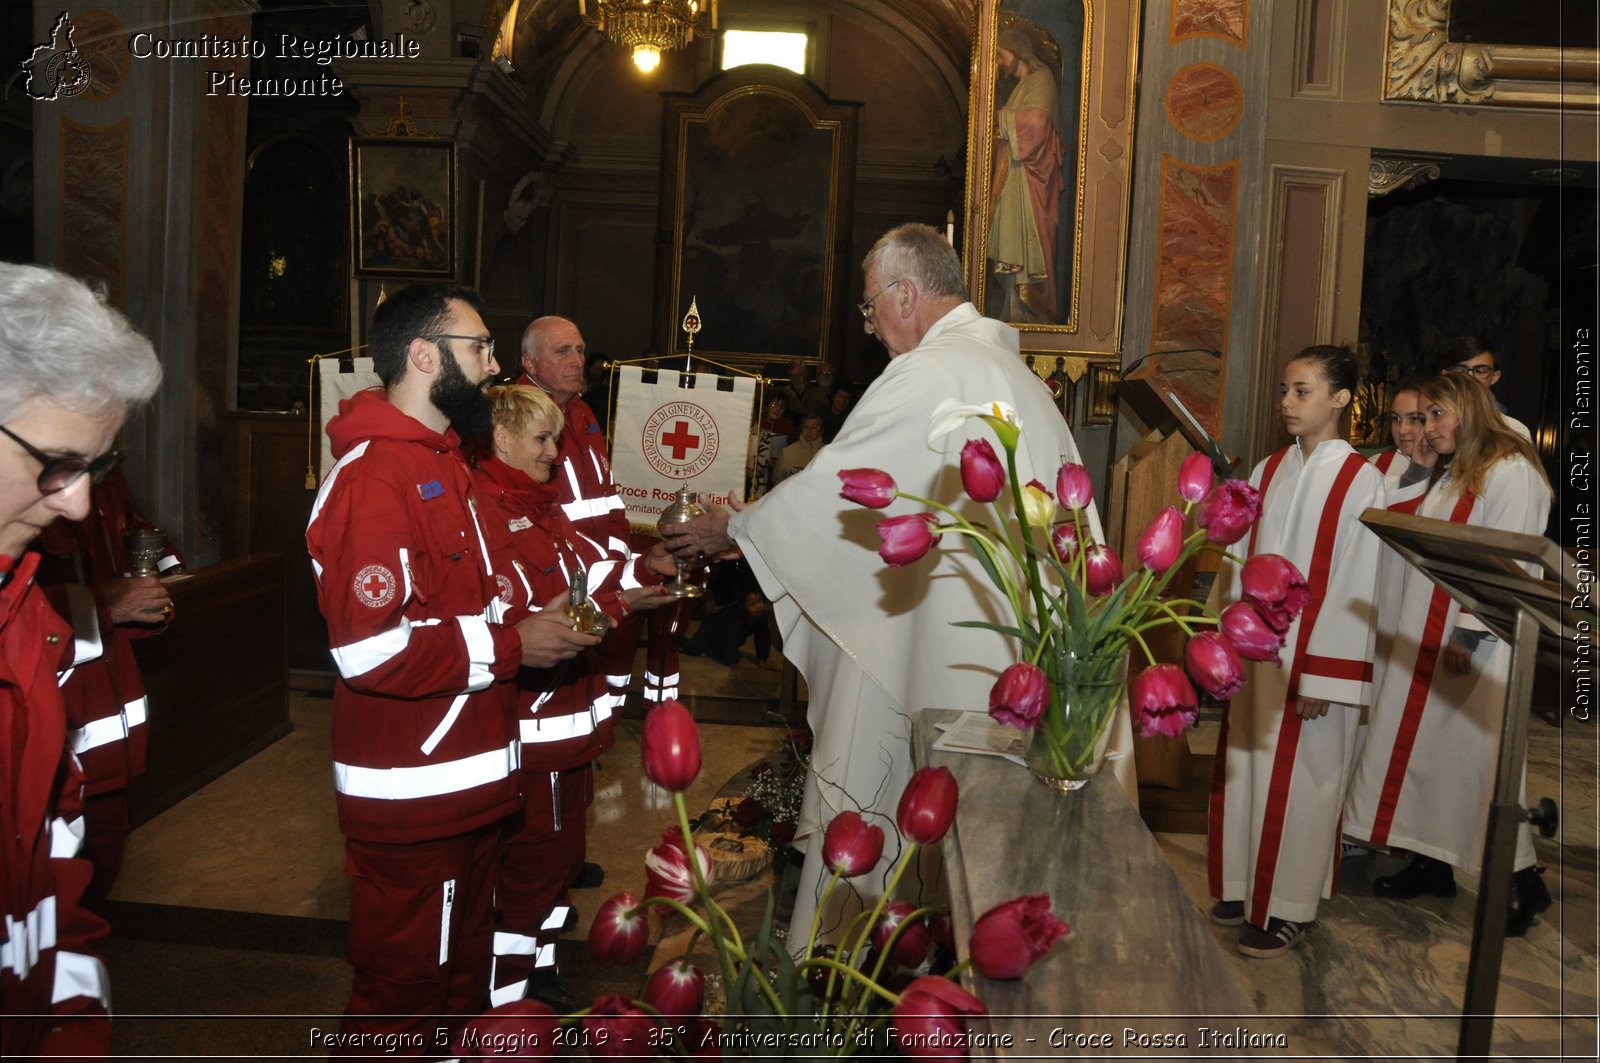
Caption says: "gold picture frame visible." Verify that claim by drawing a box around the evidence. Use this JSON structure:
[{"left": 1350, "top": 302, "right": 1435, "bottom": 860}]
[
  {"left": 350, "top": 138, "right": 457, "bottom": 278},
  {"left": 1084, "top": 362, "right": 1121, "bottom": 425}
]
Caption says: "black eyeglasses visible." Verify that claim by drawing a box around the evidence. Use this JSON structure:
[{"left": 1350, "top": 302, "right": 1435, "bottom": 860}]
[
  {"left": 1446, "top": 362, "right": 1496, "bottom": 378},
  {"left": 0, "top": 424, "right": 122, "bottom": 494},
  {"left": 425, "top": 334, "right": 496, "bottom": 357}
]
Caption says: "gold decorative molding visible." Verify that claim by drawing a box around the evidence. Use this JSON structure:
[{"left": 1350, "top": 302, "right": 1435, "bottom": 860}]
[
  {"left": 1368, "top": 153, "right": 1447, "bottom": 197},
  {"left": 1384, "top": 0, "right": 1599, "bottom": 110}
]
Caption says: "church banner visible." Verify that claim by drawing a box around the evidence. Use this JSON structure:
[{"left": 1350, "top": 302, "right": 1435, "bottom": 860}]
[
  {"left": 610, "top": 366, "right": 756, "bottom": 526},
  {"left": 318, "top": 356, "right": 381, "bottom": 482}
]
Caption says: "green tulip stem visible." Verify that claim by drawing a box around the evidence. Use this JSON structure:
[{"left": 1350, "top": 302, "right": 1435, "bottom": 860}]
[
  {"left": 946, "top": 956, "right": 974, "bottom": 979},
  {"left": 896, "top": 487, "right": 1029, "bottom": 626},
  {"left": 838, "top": 840, "right": 919, "bottom": 1046},
  {"left": 802, "top": 955, "right": 901, "bottom": 1005},
  {"left": 1001, "top": 443, "right": 1052, "bottom": 639},
  {"left": 1111, "top": 623, "right": 1158, "bottom": 667},
  {"left": 672, "top": 792, "right": 749, "bottom": 1000}
]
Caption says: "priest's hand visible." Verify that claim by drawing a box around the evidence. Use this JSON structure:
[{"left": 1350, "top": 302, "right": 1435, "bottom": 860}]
[
  {"left": 515, "top": 596, "right": 603, "bottom": 668},
  {"left": 661, "top": 502, "right": 738, "bottom": 561}
]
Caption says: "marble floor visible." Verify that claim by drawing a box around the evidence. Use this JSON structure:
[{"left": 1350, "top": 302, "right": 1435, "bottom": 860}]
[{"left": 98, "top": 645, "right": 1598, "bottom": 1060}]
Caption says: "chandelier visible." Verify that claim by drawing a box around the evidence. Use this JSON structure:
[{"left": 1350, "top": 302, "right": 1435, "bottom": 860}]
[{"left": 578, "top": 0, "right": 717, "bottom": 73}]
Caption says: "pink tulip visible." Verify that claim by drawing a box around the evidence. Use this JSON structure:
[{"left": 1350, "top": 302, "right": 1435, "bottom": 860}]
[
  {"left": 641, "top": 960, "right": 706, "bottom": 1017},
  {"left": 457, "top": 1000, "right": 560, "bottom": 1060},
  {"left": 1220, "top": 601, "right": 1287, "bottom": 663},
  {"left": 988, "top": 662, "right": 1049, "bottom": 729},
  {"left": 588, "top": 892, "right": 648, "bottom": 964},
  {"left": 873, "top": 899, "right": 933, "bottom": 969},
  {"left": 1178, "top": 451, "right": 1213, "bottom": 504},
  {"left": 642, "top": 699, "right": 701, "bottom": 792},
  {"left": 959, "top": 438, "right": 1005, "bottom": 502},
  {"left": 822, "top": 810, "right": 885, "bottom": 877},
  {"left": 968, "top": 894, "right": 1071, "bottom": 980},
  {"left": 1083, "top": 544, "right": 1124, "bottom": 596},
  {"left": 1056, "top": 462, "right": 1093, "bottom": 510},
  {"left": 1241, "top": 553, "right": 1312, "bottom": 631},
  {"left": 1184, "top": 631, "right": 1246, "bottom": 700},
  {"left": 897, "top": 766, "right": 959, "bottom": 845},
  {"left": 1130, "top": 663, "right": 1199, "bottom": 738},
  {"left": 1136, "top": 506, "right": 1186, "bottom": 574},
  {"left": 583, "top": 994, "right": 655, "bottom": 1058},
  {"left": 891, "top": 976, "right": 988, "bottom": 1058},
  {"left": 1050, "top": 522, "right": 1080, "bottom": 564},
  {"left": 1196, "top": 480, "right": 1262, "bottom": 545},
  {"left": 876, "top": 513, "right": 938, "bottom": 567},
  {"left": 644, "top": 828, "right": 714, "bottom": 912},
  {"left": 838, "top": 468, "right": 897, "bottom": 509}
]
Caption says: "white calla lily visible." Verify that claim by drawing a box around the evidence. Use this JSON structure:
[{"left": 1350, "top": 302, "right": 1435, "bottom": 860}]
[{"left": 926, "top": 399, "right": 1023, "bottom": 449}]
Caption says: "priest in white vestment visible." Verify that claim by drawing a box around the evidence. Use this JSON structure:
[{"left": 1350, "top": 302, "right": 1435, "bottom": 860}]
[{"left": 662, "top": 223, "right": 1135, "bottom": 945}]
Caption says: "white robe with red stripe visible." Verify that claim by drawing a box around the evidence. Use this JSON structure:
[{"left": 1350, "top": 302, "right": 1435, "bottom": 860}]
[
  {"left": 1208, "top": 439, "right": 1385, "bottom": 925},
  {"left": 1342, "top": 456, "right": 1550, "bottom": 876}
]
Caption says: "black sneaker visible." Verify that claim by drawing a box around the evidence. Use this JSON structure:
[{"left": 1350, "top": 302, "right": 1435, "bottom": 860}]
[
  {"left": 1209, "top": 900, "right": 1245, "bottom": 927},
  {"left": 573, "top": 862, "right": 605, "bottom": 890},
  {"left": 1506, "top": 866, "right": 1552, "bottom": 937},
  {"left": 525, "top": 970, "right": 582, "bottom": 1013},
  {"left": 1237, "top": 918, "right": 1309, "bottom": 958},
  {"left": 1372, "top": 854, "right": 1456, "bottom": 899}
]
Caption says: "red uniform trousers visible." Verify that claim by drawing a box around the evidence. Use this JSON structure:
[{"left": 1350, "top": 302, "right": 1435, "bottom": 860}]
[
  {"left": 340, "top": 825, "right": 500, "bottom": 1058},
  {"left": 490, "top": 763, "right": 592, "bottom": 1006}
]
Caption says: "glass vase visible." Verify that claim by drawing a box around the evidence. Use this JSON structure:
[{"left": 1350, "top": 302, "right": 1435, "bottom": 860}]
[{"left": 1023, "top": 650, "right": 1127, "bottom": 792}]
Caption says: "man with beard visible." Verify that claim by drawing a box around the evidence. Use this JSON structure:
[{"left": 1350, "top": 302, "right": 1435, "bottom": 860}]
[{"left": 307, "top": 284, "right": 600, "bottom": 1051}]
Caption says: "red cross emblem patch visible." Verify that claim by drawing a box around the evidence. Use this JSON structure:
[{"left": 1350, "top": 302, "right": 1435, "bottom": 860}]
[
  {"left": 353, "top": 564, "right": 397, "bottom": 608},
  {"left": 641, "top": 401, "right": 719, "bottom": 479}
]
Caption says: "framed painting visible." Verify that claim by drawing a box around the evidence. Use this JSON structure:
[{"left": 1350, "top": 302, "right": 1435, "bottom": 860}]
[
  {"left": 655, "top": 67, "right": 859, "bottom": 363},
  {"left": 1384, "top": 0, "right": 1599, "bottom": 109},
  {"left": 350, "top": 138, "right": 457, "bottom": 278},
  {"left": 1084, "top": 362, "right": 1121, "bottom": 425}
]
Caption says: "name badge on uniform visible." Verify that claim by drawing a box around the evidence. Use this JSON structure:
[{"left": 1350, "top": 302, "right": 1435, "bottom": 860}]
[
  {"left": 508, "top": 516, "right": 532, "bottom": 533},
  {"left": 418, "top": 480, "right": 444, "bottom": 501}
]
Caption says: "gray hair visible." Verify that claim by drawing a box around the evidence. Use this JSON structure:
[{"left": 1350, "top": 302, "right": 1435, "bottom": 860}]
[
  {"left": 862, "top": 223, "right": 968, "bottom": 300},
  {"left": 521, "top": 315, "right": 577, "bottom": 357},
  {"left": 0, "top": 264, "right": 162, "bottom": 423}
]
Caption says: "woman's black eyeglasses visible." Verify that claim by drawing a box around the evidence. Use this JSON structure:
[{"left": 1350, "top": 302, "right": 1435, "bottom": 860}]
[{"left": 0, "top": 424, "right": 123, "bottom": 494}]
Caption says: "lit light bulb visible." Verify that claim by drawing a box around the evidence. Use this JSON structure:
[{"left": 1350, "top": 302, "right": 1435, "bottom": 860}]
[{"left": 632, "top": 45, "right": 661, "bottom": 72}]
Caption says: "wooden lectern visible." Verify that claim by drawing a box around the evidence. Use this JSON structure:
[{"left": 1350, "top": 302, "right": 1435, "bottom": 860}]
[{"left": 1104, "top": 351, "right": 1226, "bottom": 827}]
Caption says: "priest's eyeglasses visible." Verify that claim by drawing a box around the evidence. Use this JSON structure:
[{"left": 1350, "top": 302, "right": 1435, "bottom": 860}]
[
  {"left": 0, "top": 424, "right": 123, "bottom": 494},
  {"left": 426, "top": 334, "right": 496, "bottom": 358},
  {"left": 857, "top": 278, "right": 904, "bottom": 319}
]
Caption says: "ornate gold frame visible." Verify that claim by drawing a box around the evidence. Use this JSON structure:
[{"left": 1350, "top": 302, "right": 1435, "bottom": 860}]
[{"left": 1383, "top": 0, "right": 1599, "bottom": 110}]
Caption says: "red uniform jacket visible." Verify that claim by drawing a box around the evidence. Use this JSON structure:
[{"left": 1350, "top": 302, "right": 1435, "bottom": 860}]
[
  {"left": 0, "top": 553, "right": 111, "bottom": 1058},
  {"left": 35, "top": 469, "right": 181, "bottom": 795},
  {"left": 515, "top": 376, "right": 631, "bottom": 551},
  {"left": 472, "top": 456, "right": 661, "bottom": 770},
  {"left": 306, "top": 389, "right": 522, "bottom": 844}
]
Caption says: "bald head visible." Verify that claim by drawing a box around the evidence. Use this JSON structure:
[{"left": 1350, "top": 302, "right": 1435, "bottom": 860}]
[{"left": 521, "top": 315, "right": 587, "bottom": 404}]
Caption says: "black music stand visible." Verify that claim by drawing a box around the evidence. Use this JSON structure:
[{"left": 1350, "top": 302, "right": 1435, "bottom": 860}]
[{"left": 1360, "top": 509, "right": 1593, "bottom": 1060}]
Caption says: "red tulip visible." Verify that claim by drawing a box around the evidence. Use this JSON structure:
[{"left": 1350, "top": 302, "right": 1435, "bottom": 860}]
[
  {"left": 642, "top": 699, "right": 701, "bottom": 792},
  {"left": 1083, "top": 543, "right": 1123, "bottom": 596},
  {"left": 1130, "top": 663, "right": 1200, "bottom": 738},
  {"left": 1241, "top": 553, "right": 1312, "bottom": 631},
  {"left": 891, "top": 976, "right": 988, "bottom": 1058},
  {"left": 641, "top": 959, "right": 706, "bottom": 1017},
  {"left": 838, "top": 468, "right": 897, "bottom": 509},
  {"left": 873, "top": 899, "right": 933, "bottom": 969},
  {"left": 588, "top": 892, "right": 648, "bottom": 964},
  {"left": 1136, "top": 506, "right": 1186, "bottom": 573},
  {"left": 822, "top": 810, "right": 885, "bottom": 877},
  {"left": 582, "top": 994, "right": 654, "bottom": 1058},
  {"left": 1220, "top": 601, "right": 1287, "bottom": 663},
  {"left": 1196, "top": 480, "right": 1261, "bottom": 545},
  {"left": 897, "top": 766, "right": 959, "bottom": 845},
  {"left": 988, "top": 662, "right": 1049, "bottom": 729},
  {"left": 876, "top": 513, "right": 939, "bottom": 567},
  {"left": 959, "top": 438, "right": 1005, "bottom": 502},
  {"left": 1056, "top": 462, "right": 1093, "bottom": 510},
  {"left": 968, "top": 894, "right": 1071, "bottom": 980},
  {"left": 644, "top": 828, "right": 715, "bottom": 912},
  {"left": 1178, "top": 451, "right": 1213, "bottom": 504},
  {"left": 1184, "top": 631, "right": 1245, "bottom": 699},
  {"left": 1050, "top": 522, "right": 1080, "bottom": 564},
  {"left": 456, "top": 1000, "right": 560, "bottom": 1059}
]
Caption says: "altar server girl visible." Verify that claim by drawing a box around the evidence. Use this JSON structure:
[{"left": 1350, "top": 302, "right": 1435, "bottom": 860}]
[
  {"left": 1208, "top": 344, "right": 1386, "bottom": 958},
  {"left": 1373, "top": 376, "right": 1436, "bottom": 492},
  {"left": 1343, "top": 372, "right": 1553, "bottom": 936}
]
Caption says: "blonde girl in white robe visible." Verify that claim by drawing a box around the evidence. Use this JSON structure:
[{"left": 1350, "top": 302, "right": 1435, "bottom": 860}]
[
  {"left": 1208, "top": 345, "right": 1385, "bottom": 958},
  {"left": 1343, "top": 372, "right": 1553, "bottom": 935}
]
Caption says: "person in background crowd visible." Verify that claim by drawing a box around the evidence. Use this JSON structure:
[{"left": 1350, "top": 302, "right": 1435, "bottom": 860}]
[
  {"left": 307, "top": 285, "right": 598, "bottom": 1053},
  {"left": 471, "top": 384, "right": 676, "bottom": 1012},
  {"left": 778, "top": 415, "right": 825, "bottom": 481},
  {"left": 1437, "top": 336, "right": 1531, "bottom": 440},
  {"left": 820, "top": 384, "right": 854, "bottom": 442},
  {"left": 0, "top": 262, "right": 162, "bottom": 1059},
  {"left": 1344, "top": 372, "right": 1554, "bottom": 937},
  {"left": 660, "top": 222, "right": 1129, "bottom": 949},
  {"left": 36, "top": 467, "right": 183, "bottom": 911},
  {"left": 680, "top": 587, "right": 774, "bottom": 667},
  {"left": 521, "top": 316, "right": 684, "bottom": 716},
  {"left": 1207, "top": 345, "right": 1385, "bottom": 958},
  {"left": 778, "top": 360, "right": 827, "bottom": 421}
]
